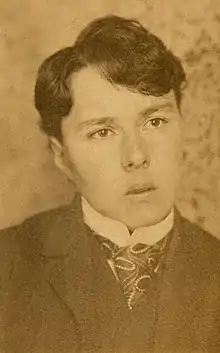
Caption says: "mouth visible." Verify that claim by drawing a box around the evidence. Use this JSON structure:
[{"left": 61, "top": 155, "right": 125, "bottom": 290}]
[{"left": 125, "top": 184, "right": 157, "bottom": 196}]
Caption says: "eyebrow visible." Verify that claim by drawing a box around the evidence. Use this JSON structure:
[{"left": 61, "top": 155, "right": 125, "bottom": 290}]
[
  {"left": 77, "top": 117, "right": 116, "bottom": 130},
  {"left": 76, "top": 102, "right": 174, "bottom": 130},
  {"left": 139, "top": 102, "right": 174, "bottom": 118}
]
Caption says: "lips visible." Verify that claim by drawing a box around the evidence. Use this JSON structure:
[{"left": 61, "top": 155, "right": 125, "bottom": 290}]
[{"left": 125, "top": 184, "right": 157, "bottom": 196}]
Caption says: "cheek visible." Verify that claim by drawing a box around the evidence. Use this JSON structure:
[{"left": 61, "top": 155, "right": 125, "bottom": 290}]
[
  {"left": 151, "top": 134, "right": 182, "bottom": 177},
  {"left": 66, "top": 143, "right": 117, "bottom": 187}
]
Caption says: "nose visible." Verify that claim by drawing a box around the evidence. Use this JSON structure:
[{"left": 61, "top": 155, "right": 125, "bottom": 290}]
[{"left": 121, "top": 132, "right": 150, "bottom": 171}]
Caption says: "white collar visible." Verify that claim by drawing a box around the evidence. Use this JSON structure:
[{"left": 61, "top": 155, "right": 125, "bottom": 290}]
[{"left": 82, "top": 197, "right": 174, "bottom": 247}]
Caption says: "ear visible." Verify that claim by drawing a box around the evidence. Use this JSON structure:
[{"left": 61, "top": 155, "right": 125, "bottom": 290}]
[{"left": 48, "top": 137, "right": 74, "bottom": 180}]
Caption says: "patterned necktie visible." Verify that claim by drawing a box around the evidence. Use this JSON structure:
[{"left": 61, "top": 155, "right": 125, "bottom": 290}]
[{"left": 96, "top": 234, "right": 171, "bottom": 309}]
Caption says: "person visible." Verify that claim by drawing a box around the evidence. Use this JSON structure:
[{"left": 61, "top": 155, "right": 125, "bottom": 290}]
[{"left": 0, "top": 15, "right": 220, "bottom": 353}]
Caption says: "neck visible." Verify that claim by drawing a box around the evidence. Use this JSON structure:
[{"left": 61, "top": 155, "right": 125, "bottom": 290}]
[{"left": 81, "top": 197, "right": 174, "bottom": 247}]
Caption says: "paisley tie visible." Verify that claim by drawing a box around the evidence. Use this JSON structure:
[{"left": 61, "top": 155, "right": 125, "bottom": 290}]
[{"left": 96, "top": 234, "right": 171, "bottom": 309}]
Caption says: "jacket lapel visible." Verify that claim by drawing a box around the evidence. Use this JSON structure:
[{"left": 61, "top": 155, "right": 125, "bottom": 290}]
[
  {"left": 42, "top": 198, "right": 215, "bottom": 352},
  {"left": 43, "top": 194, "right": 130, "bottom": 352},
  {"left": 154, "top": 211, "right": 214, "bottom": 353}
]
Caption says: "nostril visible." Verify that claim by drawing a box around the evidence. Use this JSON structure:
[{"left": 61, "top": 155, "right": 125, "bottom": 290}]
[
  {"left": 126, "top": 162, "right": 133, "bottom": 170},
  {"left": 143, "top": 160, "right": 149, "bottom": 168},
  {"left": 125, "top": 158, "right": 149, "bottom": 171}
]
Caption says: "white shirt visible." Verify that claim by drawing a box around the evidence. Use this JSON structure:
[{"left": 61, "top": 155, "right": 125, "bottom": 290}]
[{"left": 82, "top": 197, "right": 174, "bottom": 247}]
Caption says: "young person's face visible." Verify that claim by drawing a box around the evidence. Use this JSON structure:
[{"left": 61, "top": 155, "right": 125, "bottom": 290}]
[{"left": 53, "top": 66, "right": 183, "bottom": 229}]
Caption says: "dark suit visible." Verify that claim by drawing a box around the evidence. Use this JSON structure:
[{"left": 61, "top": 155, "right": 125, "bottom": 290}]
[{"left": 0, "top": 193, "right": 220, "bottom": 353}]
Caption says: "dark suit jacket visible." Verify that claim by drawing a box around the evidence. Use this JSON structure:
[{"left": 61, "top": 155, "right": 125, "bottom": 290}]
[{"left": 0, "top": 193, "right": 220, "bottom": 353}]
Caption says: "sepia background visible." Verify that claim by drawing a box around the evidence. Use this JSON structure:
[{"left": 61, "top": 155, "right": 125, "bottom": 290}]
[{"left": 1, "top": 0, "right": 220, "bottom": 237}]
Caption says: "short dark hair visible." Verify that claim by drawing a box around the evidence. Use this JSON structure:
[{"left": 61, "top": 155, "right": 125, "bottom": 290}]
[{"left": 35, "top": 15, "right": 186, "bottom": 142}]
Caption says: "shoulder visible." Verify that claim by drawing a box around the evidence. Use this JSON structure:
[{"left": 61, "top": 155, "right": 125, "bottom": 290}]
[
  {"left": 0, "top": 205, "right": 68, "bottom": 252},
  {"left": 177, "top": 212, "right": 220, "bottom": 274},
  {"left": 0, "top": 203, "right": 75, "bottom": 297},
  {"left": 179, "top": 214, "right": 220, "bottom": 250},
  {"left": 0, "top": 205, "right": 63, "bottom": 263}
]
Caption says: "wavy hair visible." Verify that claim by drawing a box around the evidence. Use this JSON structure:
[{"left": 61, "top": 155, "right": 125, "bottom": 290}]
[{"left": 35, "top": 15, "right": 186, "bottom": 141}]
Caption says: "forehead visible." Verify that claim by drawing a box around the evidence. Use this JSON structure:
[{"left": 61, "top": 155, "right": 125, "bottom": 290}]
[{"left": 69, "top": 66, "right": 178, "bottom": 121}]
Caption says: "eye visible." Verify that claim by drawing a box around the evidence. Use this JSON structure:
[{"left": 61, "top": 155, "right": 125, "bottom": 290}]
[
  {"left": 144, "top": 117, "right": 167, "bottom": 129},
  {"left": 89, "top": 128, "right": 114, "bottom": 139}
]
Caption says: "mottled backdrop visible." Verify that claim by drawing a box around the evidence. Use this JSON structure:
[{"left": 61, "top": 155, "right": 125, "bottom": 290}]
[{"left": 1, "top": 0, "right": 220, "bottom": 237}]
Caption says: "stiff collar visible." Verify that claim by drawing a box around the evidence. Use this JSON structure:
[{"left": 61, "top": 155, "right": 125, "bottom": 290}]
[{"left": 82, "top": 197, "right": 174, "bottom": 247}]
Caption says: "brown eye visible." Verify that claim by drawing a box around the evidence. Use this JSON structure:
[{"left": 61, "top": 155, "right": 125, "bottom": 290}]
[
  {"left": 89, "top": 128, "right": 114, "bottom": 139},
  {"left": 97, "top": 129, "right": 110, "bottom": 137},
  {"left": 143, "top": 117, "right": 167, "bottom": 130},
  {"left": 150, "top": 118, "right": 163, "bottom": 128}
]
